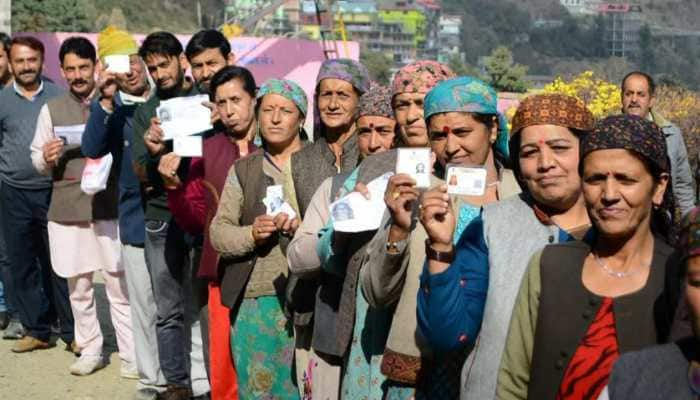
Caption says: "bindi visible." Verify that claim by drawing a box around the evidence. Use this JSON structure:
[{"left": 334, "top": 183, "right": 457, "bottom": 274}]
[{"left": 443, "top": 126, "right": 450, "bottom": 134}]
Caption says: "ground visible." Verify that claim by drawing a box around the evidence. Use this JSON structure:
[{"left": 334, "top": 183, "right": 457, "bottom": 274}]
[{"left": 0, "top": 279, "right": 136, "bottom": 400}]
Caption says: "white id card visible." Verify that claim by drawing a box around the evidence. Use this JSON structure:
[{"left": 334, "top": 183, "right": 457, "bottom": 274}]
[
  {"left": 54, "top": 124, "right": 85, "bottom": 145},
  {"left": 446, "top": 164, "right": 488, "bottom": 196},
  {"left": 173, "top": 135, "right": 203, "bottom": 157},
  {"left": 396, "top": 148, "right": 431, "bottom": 188},
  {"left": 265, "top": 185, "right": 283, "bottom": 201},
  {"left": 104, "top": 55, "right": 131, "bottom": 74}
]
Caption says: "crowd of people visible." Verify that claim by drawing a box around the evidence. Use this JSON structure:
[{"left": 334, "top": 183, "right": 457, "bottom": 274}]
[{"left": 0, "top": 24, "right": 698, "bottom": 400}]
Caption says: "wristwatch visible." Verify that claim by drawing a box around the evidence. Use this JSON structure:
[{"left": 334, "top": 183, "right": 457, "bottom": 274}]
[{"left": 425, "top": 239, "right": 455, "bottom": 263}]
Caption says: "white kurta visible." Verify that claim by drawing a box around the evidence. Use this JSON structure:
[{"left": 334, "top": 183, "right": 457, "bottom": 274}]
[
  {"left": 47, "top": 220, "right": 122, "bottom": 278},
  {"left": 30, "top": 103, "right": 122, "bottom": 278}
]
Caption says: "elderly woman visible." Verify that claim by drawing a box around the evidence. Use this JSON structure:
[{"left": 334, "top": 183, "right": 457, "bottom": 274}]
[
  {"left": 601, "top": 207, "right": 693, "bottom": 400},
  {"left": 391, "top": 60, "right": 455, "bottom": 148},
  {"left": 497, "top": 115, "right": 680, "bottom": 399},
  {"left": 209, "top": 78, "right": 308, "bottom": 398},
  {"left": 288, "top": 58, "right": 370, "bottom": 216},
  {"left": 286, "top": 83, "right": 398, "bottom": 398},
  {"left": 358, "top": 76, "right": 517, "bottom": 398},
  {"left": 416, "top": 94, "right": 595, "bottom": 399},
  {"left": 284, "top": 59, "right": 369, "bottom": 394},
  {"left": 356, "top": 84, "right": 397, "bottom": 157},
  {"left": 157, "top": 66, "right": 258, "bottom": 399}
]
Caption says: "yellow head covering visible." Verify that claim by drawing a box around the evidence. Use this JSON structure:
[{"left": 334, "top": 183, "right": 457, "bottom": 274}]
[{"left": 97, "top": 26, "right": 139, "bottom": 63}]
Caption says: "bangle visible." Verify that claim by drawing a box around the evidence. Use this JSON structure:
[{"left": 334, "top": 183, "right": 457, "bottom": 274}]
[{"left": 425, "top": 239, "right": 454, "bottom": 263}]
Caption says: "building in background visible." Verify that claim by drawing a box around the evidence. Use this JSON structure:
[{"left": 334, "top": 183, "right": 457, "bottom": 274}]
[
  {"left": 0, "top": 0, "right": 10, "bottom": 34},
  {"left": 436, "top": 14, "right": 462, "bottom": 64},
  {"left": 226, "top": 0, "right": 461, "bottom": 69},
  {"left": 377, "top": 0, "right": 427, "bottom": 61},
  {"left": 560, "top": 0, "right": 599, "bottom": 15},
  {"left": 416, "top": 0, "right": 440, "bottom": 61},
  {"left": 598, "top": 3, "right": 643, "bottom": 58}
]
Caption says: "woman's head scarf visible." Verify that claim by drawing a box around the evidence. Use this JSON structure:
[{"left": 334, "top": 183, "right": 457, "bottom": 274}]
[
  {"left": 257, "top": 78, "right": 309, "bottom": 117},
  {"left": 357, "top": 83, "right": 394, "bottom": 119},
  {"left": 509, "top": 93, "right": 595, "bottom": 178},
  {"left": 680, "top": 206, "right": 700, "bottom": 261},
  {"left": 423, "top": 76, "right": 509, "bottom": 159},
  {"left": 391, "top": 60, "right": 455, "bottom": 97},
  {"left": 313, "top": 59, "right": 370, "bottom": 140},
  {"left": 582, "top": 114, "right": 677, "bottom": 242}
]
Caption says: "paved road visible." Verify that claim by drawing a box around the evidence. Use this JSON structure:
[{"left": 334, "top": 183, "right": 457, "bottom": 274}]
[{"left": 0, "top": 279, "right": 136, "bottom": 400}]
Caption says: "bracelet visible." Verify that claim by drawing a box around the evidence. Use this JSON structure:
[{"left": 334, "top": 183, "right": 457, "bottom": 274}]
[{"left": 425, "top": 239, "right": 454, "bottom": 263}]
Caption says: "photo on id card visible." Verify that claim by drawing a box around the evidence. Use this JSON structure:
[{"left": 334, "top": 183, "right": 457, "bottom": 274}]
[
  {"left": 445, "top": 164, "right": 487, "bottom": 196},
  {"left": 396, "top": 148, "right": 431, "bottom": 188},
  {"left": 264, "top": 185, "right": 284, "bottom": 214}
]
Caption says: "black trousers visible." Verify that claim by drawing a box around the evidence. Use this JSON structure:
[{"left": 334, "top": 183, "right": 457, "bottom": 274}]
[{"left": 0, "top": 182, "right": 73, "bottom": 342}]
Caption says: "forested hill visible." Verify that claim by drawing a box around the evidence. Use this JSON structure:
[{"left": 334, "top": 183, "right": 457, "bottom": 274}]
[
  {"left": 441, "top": 0, "right": 700, "bottom": 89},
  {"left": 11, "top": 0, "right": 700, "bottom": 88}
]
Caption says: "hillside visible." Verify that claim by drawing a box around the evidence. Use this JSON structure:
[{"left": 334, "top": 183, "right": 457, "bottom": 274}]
[
  {"left": 441, "top": 0, "right": 700, "bottom": 89},
  {"left": 444, "top": 0, "right": 700, "bottom": 31},
  {"left": 11, "top": 0, "right": 227, "bottom": 34}
]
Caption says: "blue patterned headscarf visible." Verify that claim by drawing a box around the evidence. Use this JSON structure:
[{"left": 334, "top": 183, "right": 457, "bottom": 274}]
[
  {"left": 423, "top": 76, "right": 509, "bottom": 158},
  {"left": 257, "top": 78, "right": 309, "bottom": 117}
]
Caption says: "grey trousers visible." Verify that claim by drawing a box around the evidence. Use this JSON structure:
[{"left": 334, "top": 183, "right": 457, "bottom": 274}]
[
  {"left": 144, "top": 219, "right": 210, "bottom": 395},
  {"left": 122, "top": 244, "right": 167, "bottom": 390}
]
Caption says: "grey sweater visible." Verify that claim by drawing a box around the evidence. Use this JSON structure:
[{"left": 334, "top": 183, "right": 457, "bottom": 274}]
[
  {"left": 607, "top": 338, "right": 696, "bottom": 400},
  {"left": 0, "top": 81, "right": 64, "bottom": 189},
  {"left": 461, "top": 195, "right": 569, "bottom": 400}
]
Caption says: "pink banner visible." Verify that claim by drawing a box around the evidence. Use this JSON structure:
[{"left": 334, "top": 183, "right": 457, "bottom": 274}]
[{"left": 18, "top": 32, "right": 360, "bottom": 131}]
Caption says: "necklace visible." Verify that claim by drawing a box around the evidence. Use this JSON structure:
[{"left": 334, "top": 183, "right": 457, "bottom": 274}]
[{"left": 593, "top": 253, "right": 647, "bottom": 278}]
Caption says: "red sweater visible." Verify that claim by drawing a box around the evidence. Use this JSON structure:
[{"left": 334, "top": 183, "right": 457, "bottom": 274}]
[{"left": 167, "top": 133, "right": 256, "bottom": 279}]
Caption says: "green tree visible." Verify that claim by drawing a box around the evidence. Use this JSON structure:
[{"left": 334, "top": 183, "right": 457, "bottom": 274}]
[
  {"left": 483, "top": 46, "right": 529, "bottom": 92},
  {"left": 360, "top": 49, "right": 392, "bottom": 85},
  {"left": 13, "top": 0, "right": 94, "bottom": 32},
  {"left": 447, "top": 53, "right": 480, "bottom": 77}
]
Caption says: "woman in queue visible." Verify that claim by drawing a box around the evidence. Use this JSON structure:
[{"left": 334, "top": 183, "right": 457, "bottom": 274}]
[
  {"left": 361, "top": 76, "right": 518, "bottom": 398},
  {"left": 417, "top": 94, "right": 595, "bottom": 399},
  {"left": 158, "top": 66, "right": 258, "bottom": 398},
  {"left": 497, "top": 115, "right": 679, "bottom": 399},
  {"left": 208, "top": 78, "right": 309, "bottom": 398}
]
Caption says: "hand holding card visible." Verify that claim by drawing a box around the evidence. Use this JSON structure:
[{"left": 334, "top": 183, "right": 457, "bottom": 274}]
[
  {"left": 173, "top": 136, "right": 203, "bottom": 157},
  {"left": 263, "top": 185, "right": 297, "bottom": 219},
  {"left": 445, "top": 164, "right": 487, "bottom": 196},
  {"left": 104, "top": 55, "right": 131, "bottom": 74},
  {"left": 397, "top": 148, "right": 432, "bottom": 188}
]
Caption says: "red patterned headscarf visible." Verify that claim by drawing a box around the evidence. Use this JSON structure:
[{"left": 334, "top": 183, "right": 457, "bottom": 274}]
[
  {"left": 358, "top": 83, "right": 394, "bottom": 119},
  {"left": 391, "top": 60, "right": 455, "bottom": 97}
]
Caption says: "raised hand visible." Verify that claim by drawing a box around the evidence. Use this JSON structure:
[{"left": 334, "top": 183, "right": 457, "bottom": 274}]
[
  {"left": 144, "top": 117, "right": 166, "bottom": 156},
  {"left": 383, "top": 173, "right": 420, "bottom": 235},
  {"left": 157, "top": 152, "right": 182, "bottom": 188},
  {"left": 419, "top": 185, "right": 455, "bottom": 252}
]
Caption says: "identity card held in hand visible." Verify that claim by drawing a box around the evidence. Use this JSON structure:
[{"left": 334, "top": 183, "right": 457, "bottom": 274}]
[
  {"left": 396, "top": 148, "right": 431, "bottom": 188},
  {"left": 445, "top": 164, "right": 487, "bottom": 196}
]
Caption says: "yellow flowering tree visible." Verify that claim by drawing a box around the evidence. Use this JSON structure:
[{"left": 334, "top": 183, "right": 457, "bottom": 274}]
[
  {"left": 655, "top": 85, "right": 700, "bottom": 173},
  {"left": 541, "top": 71, "right": 621, "bottom": 118},
  {"left": 503, "top": 73, "right": 700, "bottom": 175}
]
